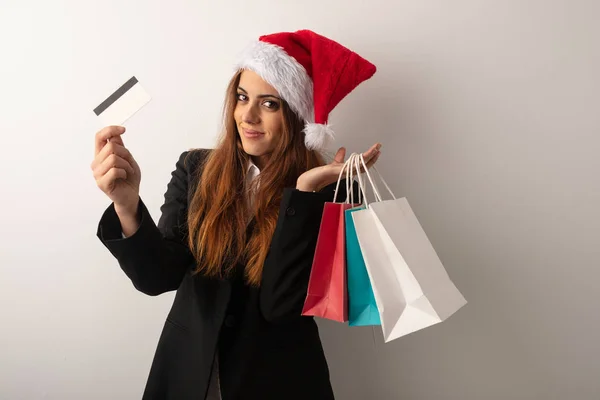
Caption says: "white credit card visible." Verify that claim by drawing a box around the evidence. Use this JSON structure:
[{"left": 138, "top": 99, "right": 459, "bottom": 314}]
[{"left": 93, "top": 76, "right": 151, "bottom": 126}]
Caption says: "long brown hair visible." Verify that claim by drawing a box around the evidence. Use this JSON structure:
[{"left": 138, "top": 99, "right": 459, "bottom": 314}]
[{"left": 187, "top": 70, "right": 326, "bottom": 286}]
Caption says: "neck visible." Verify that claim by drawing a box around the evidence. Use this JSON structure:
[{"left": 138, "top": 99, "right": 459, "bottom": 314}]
[{"left": 251, "top": 155, "right": 269, "bottom": 170}]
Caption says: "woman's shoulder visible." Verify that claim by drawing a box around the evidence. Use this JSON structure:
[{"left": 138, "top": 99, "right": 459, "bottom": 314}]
[
  {"left": 182, "top": 147, "right": 213, "bottom": 163},
  {"left": 176, "top": 147, "right": 213, "bottom": 174},
  {"left": 163, "top": 148, "right": 214, "bottom": 193}
]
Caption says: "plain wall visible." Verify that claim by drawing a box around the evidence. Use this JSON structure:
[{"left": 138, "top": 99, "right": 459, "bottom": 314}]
[{"left": 1, "top": 0, "right": 599, "bottom": 399}]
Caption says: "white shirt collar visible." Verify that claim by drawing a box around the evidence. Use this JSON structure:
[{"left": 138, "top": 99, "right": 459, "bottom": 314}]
[
  {"left": 245, "top": 159, "right": 260, "bottom": 217},
  {"left": 247, "top": 158, "right": 260, "bottom": 181}
]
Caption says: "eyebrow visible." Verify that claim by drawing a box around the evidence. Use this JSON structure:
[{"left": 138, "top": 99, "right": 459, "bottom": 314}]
[{"left": 237, "top": 86, "right": 281, "bottom": 100}]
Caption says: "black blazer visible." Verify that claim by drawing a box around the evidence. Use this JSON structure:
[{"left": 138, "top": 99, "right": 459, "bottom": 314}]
[{"left": 96, "top": 149, "right": 360, "bottom": 400}]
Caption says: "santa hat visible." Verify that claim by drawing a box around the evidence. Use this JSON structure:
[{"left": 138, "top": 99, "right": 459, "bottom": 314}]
[{"left": 233, "top": 29, "right": 377, "bottom": 151}]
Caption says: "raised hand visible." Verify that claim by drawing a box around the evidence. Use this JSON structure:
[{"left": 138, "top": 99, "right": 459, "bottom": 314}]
[
  {"left": 297, "top": 142, "right": 381, "bottom": 192},
  {"left": 91, "top": 126, "right": 141, "bottom": 222}
]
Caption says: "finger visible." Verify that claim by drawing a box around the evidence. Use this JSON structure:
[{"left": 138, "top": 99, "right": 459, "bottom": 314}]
[
  {"left": 96, "top": 167, "right": 127, "bottom": 193},
  {"left": 366, "top": 151, "right": 381, "bottom": 168},
  {"left": 100, "top": 140, "right": 132, "bottom": 162},
  {"left": 91, "top": 140, "right": 134, "bottom": 170},
  {"left": 95, "top": 126, "right": 126, "bottom": 155},
  {"left": 360, "top": 150, "right": 381, "bottom": 172},
  {"left": 362, "top": 150, "right": 379, "bottom": 167},
  {"left": 94, "top": 153, "right": 136, "bottom": 179},
  {"left": 108, "top": 134, "right": 124, "bottom": 147},
  {"left": 362, "top": 142, "right": 382, "bottom": 161},
  {"left": 128, "top": 153, "right": 140, "bottom": 173},
  {"left": 333, "top": 147, "right": 346, "bottom": 164}
]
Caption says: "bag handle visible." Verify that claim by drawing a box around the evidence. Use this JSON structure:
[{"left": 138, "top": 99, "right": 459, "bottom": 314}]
[
  {"left": 344, "top": 152, "right": 376, "bottom": 207},
  {"left": 355, "top": 153, "right": 396, "bottom": 207},
  {"left": 368, "top": 158, "right": 396, "bottom": 200},
  {"left": 350, "top": 153, "right": 368, "bottom": 205},
  {"left": 333, "top": 154, "right": 359, "bottom": 204},
  {"left": 347, "top": 153, "right": 363, "bottom": 205},
  {"left": 352, "top": 153, "right": 379, "bottom": 207},
  {"left": 333, "top": 152, "right": 392, "bottom": 205},
  {"left": 347, "top": 154, "right": 354, "bottom": 204}
]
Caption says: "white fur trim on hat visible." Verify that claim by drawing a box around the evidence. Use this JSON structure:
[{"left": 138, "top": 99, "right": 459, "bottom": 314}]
[
  {"left": 234, "top": 40, "right": 314, "bottom": 124},
  {"left": 304, "top": 122, "right": 335, "bottom": 151}
]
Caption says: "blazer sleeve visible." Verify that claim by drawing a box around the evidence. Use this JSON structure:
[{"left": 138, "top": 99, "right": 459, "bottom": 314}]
[
  {"left": 96, "top": 150, "right": 202, "bottom": 296},
  {"left": 259, "top": 179, "right": 362, "bottom": 323}
]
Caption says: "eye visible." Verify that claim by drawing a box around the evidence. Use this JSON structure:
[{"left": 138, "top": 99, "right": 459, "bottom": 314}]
[
  {"left": 236, "top": 93, "right": 248, "bottom": 101},
  {"left": 263, "top": 100, "right": 279, "bottom": 110}
]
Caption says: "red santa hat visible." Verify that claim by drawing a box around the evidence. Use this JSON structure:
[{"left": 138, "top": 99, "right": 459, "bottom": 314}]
[{"left": 233, "top": 29, "right": 377, "bottom": 151}]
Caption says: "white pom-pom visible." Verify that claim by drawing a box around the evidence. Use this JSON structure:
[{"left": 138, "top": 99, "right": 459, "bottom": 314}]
[{"left": 303, "top": 122, "right": 335, "bottom": 151}]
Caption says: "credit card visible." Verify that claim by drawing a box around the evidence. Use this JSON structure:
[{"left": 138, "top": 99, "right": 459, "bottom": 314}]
[{"left": 93, "top": 76, "right": 151, "bottom": 126}]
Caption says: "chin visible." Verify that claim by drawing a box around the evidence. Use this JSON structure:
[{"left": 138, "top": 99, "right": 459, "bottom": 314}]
[
  {"left": 241, "top": 141, "right": 269, "bottom": 157},
  {"left": 243, "top": 149, "right": 264, "bottom": 157}
]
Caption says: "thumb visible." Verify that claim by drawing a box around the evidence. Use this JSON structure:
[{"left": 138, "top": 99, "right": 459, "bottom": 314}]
[{"left": 333, "top": 147, "right": 346, "bottom": 164}]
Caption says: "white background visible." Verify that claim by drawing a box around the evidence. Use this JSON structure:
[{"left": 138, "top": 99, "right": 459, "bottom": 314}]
[{"left": 1, "top": 0, "right": 599, "bottom": 399}]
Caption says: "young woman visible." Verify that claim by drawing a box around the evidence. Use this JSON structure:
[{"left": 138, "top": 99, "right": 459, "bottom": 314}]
[{"left": 92, "top": 29, "right": 380, "bottom": 400}]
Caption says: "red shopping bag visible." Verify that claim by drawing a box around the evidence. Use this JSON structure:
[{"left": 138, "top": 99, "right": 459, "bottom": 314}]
[{"left": 301, "top": 202, "right": 356, "bottom": 322}]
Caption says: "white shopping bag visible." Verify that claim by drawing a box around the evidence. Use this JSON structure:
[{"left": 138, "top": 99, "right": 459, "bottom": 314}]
[{"left": 350, "top": 154, "right": 467, "bottom": 342}]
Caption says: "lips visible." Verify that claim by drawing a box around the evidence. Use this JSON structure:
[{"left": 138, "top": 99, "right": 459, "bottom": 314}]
[{"left": 242, "top": 128, "right": 264, "bottom": 139}]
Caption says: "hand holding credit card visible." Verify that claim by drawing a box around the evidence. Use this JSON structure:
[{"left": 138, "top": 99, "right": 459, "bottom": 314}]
[{"left": 91, "top": 76, "right": 147, "bottom": 231}]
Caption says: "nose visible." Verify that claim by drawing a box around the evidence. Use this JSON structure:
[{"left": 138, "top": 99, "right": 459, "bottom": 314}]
[{"left": 242, "top": 103, "right": 260, "bottom": 125}]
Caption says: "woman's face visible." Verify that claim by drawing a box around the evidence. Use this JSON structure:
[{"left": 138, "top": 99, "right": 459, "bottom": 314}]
[{"left": 234, "top": 69, "right": 284, "bottom": 169}]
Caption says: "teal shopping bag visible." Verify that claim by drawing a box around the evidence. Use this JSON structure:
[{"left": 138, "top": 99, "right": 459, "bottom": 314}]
[{"left": 345, "top": 206, "right": 381, "bottom": 326}]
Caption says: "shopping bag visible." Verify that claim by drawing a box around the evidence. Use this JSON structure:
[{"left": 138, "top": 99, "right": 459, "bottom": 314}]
[
  {"left": 351, "top": 154, "right": 467, "bottom": 342},
  {"left": 302, "top": 156, "right": 360, "bottom": 322},
  {"left": 345, "top": 154, "right": 381, "bottom": 326},
  {"left": 346, "top": 206, "right": 381, "bottom": 326}
]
